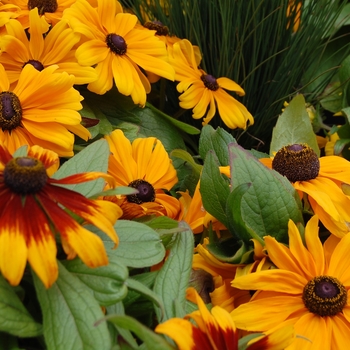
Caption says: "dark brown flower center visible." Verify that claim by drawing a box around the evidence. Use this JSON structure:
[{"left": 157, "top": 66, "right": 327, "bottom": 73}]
[
  {"left": 127, "top": 179, "right": 155, "bottom": 204},
  {"left": 0, "top": 92, "right": 23, "bottom": 132},
  {"left": 3, "top": 157, "right": 48, "bottom": 195},
  {"left": 144, "top": 21, "right": 169, "bottom": 36},
  {"left": 28, "top": 0, "right": 58, "bottom": 15},
  {"left": 23, "top": 60, "right": 44, "bottom": 71},
  {"left": 272, "top": 143, "right": 320, "bottom": 182},
  {"left": 303, "top": 276, "right": 347, "bottom": 317},
  {"left": 201, "top": 74, "right": 219, "bottom": 91},
  {"left": 106, "top": 34, "right": 127, "bottom": 55}
]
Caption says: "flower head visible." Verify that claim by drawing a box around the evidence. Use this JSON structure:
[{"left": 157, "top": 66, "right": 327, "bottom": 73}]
[
  {"left": 0, "top": 63, "right": 90, "bottom": 156},
  {"left": 0, "top": 144, "right": 122, "bottom": 288},
  {"left": 261, "top": 143, "right": 350, "bottom": 237},
  {"left": 231, "top": 215, "right": 350, "bottom": 348},
  {"left": 0, "top": 8, "right": 97, "bottom": 85},
  {"left": 104, "top": 129, "right": 180, "bottom": 219},
  {"left": 169, "top": 39, "right": 254, "bottom": 129},
  {"left": 63, "top": 0, "right": 175, "bottom": 105},
  {"left": 1, "top": 0, "right": 76, "bottom": 28},
  {"left": 155, "top": 287, "right": 294, "bottom": 350}
]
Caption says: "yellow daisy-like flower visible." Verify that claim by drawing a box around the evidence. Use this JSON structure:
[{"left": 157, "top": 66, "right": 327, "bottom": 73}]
[
  {"left": 104, "top": 129, "right": 180, "bottom": 219},
  {"left": 0, "top": 63, "right": 90, "bottom": 157},
  {"left": 63, "top": 0, "right": 175, "bottom": 105},
  {"left": 231, "top": 215, "right": 350, "bottom": 349},
  {"left": 261, "top": 143, "right": 350, "bottom": 237},
  {"left": 0, "top": 3, "right": 20, "bottom": 33},
  {"left": 0, "top": 144, "right": 122, "bottom": 288},
  {"left": 0, "top": 8, "right": 97, "bottom": 85},
  {"left": 1, "top": 0, "right": 75, "bottom": 28},
  {"left": 286, "top": 0, "right": 302, "bottom": 32},
  {"left": 169, "top": 39, "right": 254, "bottom": 129},
  {"left": 155, "top": 287, "right": 294, "bottom": 350}
]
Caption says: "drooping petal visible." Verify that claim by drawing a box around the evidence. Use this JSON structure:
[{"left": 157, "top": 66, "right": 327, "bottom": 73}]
[{"left": 230, "top": 295, "right": 305, "bottom": 331}]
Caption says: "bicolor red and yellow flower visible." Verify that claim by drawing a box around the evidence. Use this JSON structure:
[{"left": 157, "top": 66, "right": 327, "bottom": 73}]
[
  {"left": 155, "top": 287, "right": 295, "bottom": 349},
  {"left": 0, "top": 144, "right": 122, "bottom": 288}
]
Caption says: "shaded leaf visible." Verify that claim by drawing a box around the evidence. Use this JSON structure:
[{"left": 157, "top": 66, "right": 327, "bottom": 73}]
[
  {"left": 0, "top": 276, "right": 42, "bottom": 338},
  {"left": 33, "top": 262, "right": 111, "bottom": 350},
  {"left": 153, "top": 222, "right": 194, "bottom": 322}
]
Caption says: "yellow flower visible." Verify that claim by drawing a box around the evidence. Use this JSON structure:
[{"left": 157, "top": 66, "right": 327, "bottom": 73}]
[
  {"left": 286, "top": 0, "right": 302, "bottom": 32},
  {"left": 231, "top": 215, "right": 350, "bottom": 349},
  {"left": 169, "top": 39, "right": 254, "bottom": 129},
  {"left": 155, "top": 287, "right": 294, "bottom": 350},
  {"left": 0, "top": 63, "right": 90, "bottom": 157},
  {"left": 1, "top": 0, "right": 75, "bottom": 28},
  {"left": 0, "top": 144, "right": 122, "bottom": 288},
  {"left": 261, "top": 143, "right": 350, "bottom": 237},
  {"left": 0, "top": 8, "right": 97, "bottom": 85},
  {"left": 63, "top": 0, "right": 174, "bottom": 105},
  {"left": 104, "top": 129, "right": 180, "bottom": 219}
]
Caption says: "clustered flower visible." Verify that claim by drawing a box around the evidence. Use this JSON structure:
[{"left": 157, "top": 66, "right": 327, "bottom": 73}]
[{"left": 1, "top": 1, "right": 350, "bottom": 349}]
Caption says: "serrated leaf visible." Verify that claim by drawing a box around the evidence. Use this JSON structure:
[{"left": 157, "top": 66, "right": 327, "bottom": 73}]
[
  {"left": 199, "top": 125, "right": 237, "bottom": 165},
  {"left": 0, "top": 275, "right": 42, "bottom": 338},
  {"left": 33, "top": 262, "right": 111, "bottom": 350},
  {"left": 87, "top": 220, "right": 166, "bottom": 268},
  {"left": 102, "top": 315, "right": 174, "bottom": 350},
  {"left": 153, "top": 222, "right": 194, "bottom": 322},
  {"left": 270, "top": 94, "right": 320, "bottom": 157},
  {"left": 200, "top": 151, "right": 230, "bottom": 228},
  {"left": 52, "top": 139, "right": 110, "bottom": 197},
  {"left": 228, "top": 143, "right": 304, "bottom": 243},
  {"left": 61, "top": 257, "right": 128, "bottom": 306}
]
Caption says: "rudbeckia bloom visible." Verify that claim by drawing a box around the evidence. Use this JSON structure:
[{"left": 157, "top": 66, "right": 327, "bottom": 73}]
[
  {"left": 261, "top": 143, "right": 350, "bottom": 237},
  {"left": 0, "top": 63, "right": 90, "bottom": 157},
  {"left": 231, "top": 215, "right": 350, "bottom": 349},
  {"left": 0, "top": 144, "right": 122, "bottom": 288},
  {"left": 63, "top": 0, "right": 175, "bottom": 105},
  {"left": 155, "top": 287, "right": 294, "bottom": 349},
  {"left": 0, "top": 8, "right": 97, "bottom": 85},
  {"left": 104, "top": 129, "right": 180, "bottom": 219},
  {"left": 1, "top": 0, "right": 75, "bottom": 28},
  {"left": 169, "top": 39, "right": 254, "bottom": 129}
]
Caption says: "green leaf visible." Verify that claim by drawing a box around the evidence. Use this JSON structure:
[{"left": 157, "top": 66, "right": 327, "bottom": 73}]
[
  {"left": 12, "top": 145, "right": 28, "bottom": 157},
  {"left": 320, "top": 81, "right": 343, "bottom": 113},
  {"left": 226, "top": 183, "right": 264, "bottom": 245},
  {"left": 101, "top": 315, "right": 174, "bottom": 350},
  {"left": 146, "top": 102, "right": 200, "bottom": 135},
  {"left": 270, "top": 94, "right": 320, "bottom": 157},
  {"left": 0, "top": 275, "right": 42, "bottom": 338},
  {"left": 200, "top": 151, "right": 230, "bottom": 228},
  {"left": 238, "top": 333, "right": 264, "bottom": 350},
  {"left": 33, "top": 261, "right": 111, "bottom": 350},
  {"left": 228, "top": 143, "right": 304, "bottom": 243},
  {"left": 80, "top": 100, "right": 113, "bottom": 138},
  {"left": 79, "top": 88, "right": 186, "bottom": 152},
  {"left": 170, "top": 149, "right": 202, "bottom": 174},
  {"left": 52, "top": 139, "right": 110, "bottom": 197},
  {"left": 88, "top": 220, "right": 166, "bottom": 268},
  {"left": 153, "top": 222, "right": 194, "bottom": 322},
  {"left": 61, "top": 257, "right": 128, "bottom": 306},
  {"left": 199, "top": 125, "right": 236, "bottom": 165},
  {"left": 125, "top": 278, "right": 165, "bottom": 318}
]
